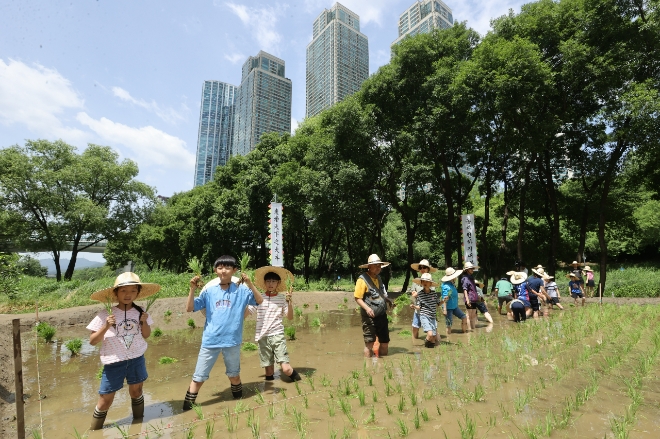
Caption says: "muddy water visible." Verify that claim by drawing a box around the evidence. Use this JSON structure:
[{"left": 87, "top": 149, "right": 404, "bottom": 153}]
[{"left": 16, "top": 304, "right": 660, "bottom": 438}]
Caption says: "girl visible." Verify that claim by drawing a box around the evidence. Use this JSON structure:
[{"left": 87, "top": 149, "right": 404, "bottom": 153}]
[
  {"left": 409, "top": 259, "right": 438, "bottom": 343},
  {"left": 510, "top": 272, "right": 531, "bottom": 321},
  {"left": 584, "top": 266, "right": 595, "bottom": 297},
  {"left": 87, "top": 272, "right": 159, "bottom": 430},
  {"left": 412, "top": 272, "right": 440, "bottom": 348}
]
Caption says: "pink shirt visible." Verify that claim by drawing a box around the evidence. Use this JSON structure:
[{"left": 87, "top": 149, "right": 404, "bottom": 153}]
[
  {"left": 254, "top": 294, "right": 287, "bottom": 341},
  {"left": 87, "top": 306, "right": 153, "bottom": 365}
]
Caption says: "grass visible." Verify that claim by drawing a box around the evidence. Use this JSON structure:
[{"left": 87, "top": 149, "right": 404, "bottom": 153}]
[
  {"left": 242, "top": 342, "right": 258, "bottom": 351},
  {"left": 285, "top": 326, "right": 296, "bottom": 340},
  {"left": 153, "top": 327, "right": 163, "bottom": 337},
  {"left": 95, "top": 366, "right": 103, "bottom": 379},
  {"left": 158, "top": 356, "right": 177, "bottom": 364},
  {"left": 64, "top": 338, "right": 83, "bottom": 355},
  {"left": 36, "top": 322, "right": 56, "bottom": 342},
  {"left": 187, "top": 318, "right": 196, "bottom": 328}
]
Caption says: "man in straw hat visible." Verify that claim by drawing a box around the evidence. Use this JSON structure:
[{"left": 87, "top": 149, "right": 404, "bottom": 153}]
[
  {"left": 440, "top": 267, "right": 468, "bottom": 339},
  {"left": 408, "top": 259, "right": 437, "bottom": 343},
  {"left": 528, "top": 266, "right": 548, "bottom": 319},
  {"left": 87, "top": 272, "right": 160, "bottom": 430},
  {"left": 182, "top": 255, "right": 263, "bottom": 410},
  {"left": 354, "top": 254, "right": 394, "bottom": 357},
  {"left": 568, "top": 272, "right": 586, "bottom": 306},
  {"left": 570, "top": 261, "right": 584, "bottom": 285},
  {"left": 411, "top": 273, "right": 441, "bottom": 348},
  {"left": 252, "top": 265, "right": 302, "bottom": 382}
]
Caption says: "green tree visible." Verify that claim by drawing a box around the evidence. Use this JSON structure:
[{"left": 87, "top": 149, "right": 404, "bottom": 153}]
[
  {"left": 16, "top": 254, "right": 48, "bottom": 277},
  {"left": 0, "top": 140, "right": 155, "bottom": 280}
]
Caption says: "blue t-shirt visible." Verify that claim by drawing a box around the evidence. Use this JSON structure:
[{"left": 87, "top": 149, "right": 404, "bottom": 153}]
[
  {"left": 569, "top": 280, "right": 582, "bottom": 295},
  {"left": 514, "top": 283, "right": 529, "bottom": 301},
  {"left": 194, "top": 282, "right": 257, "bottom": 348},
  {"left": 527, "top": 277, "right": 544, "bottom": 299},
  {"left": 442, "top": 282, "right": 459, "bottom": 310}
]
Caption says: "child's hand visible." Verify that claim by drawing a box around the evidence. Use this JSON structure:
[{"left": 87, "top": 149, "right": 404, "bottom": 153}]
[
  {"left": 140, "top": 312, "right": 149, "bottom": 326},
  {"left": 190, "top": 276, "right": 202, "bottom": 290},
  {"left": 241, "top": 272, "right": 253, "bottom": 287},
  {"left": 105, "top": 314, "right": 116, "bottom": 328},
  {"left": 411, "top": 291, "right": 418, "bottom": 298},
  {"left": 285, "top": 291, "right": 292, "bottom": 303}
]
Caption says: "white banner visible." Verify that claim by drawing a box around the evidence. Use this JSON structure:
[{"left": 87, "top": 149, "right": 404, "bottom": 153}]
[
  {"left": 269, "top": 203, "right": 283, "bottom": 266},
  {"left": 461, "top": 213, "right": 478, "bottom": 269}
]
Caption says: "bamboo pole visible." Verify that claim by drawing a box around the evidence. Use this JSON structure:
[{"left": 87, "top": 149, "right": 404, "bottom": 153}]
[{"left": 13, "top": 319, "right": 25, "bottom": 439}]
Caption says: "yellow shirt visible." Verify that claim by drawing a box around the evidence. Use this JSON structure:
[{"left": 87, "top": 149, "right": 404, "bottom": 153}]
[{"left": 354, "top": 274, "right": 380, "bottom": 300}]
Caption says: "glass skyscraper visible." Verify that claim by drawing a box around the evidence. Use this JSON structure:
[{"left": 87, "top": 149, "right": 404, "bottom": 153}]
[
  {"left": 306, "top": 3, "right": 369, "bottom": 118},
  {"left": 193, "top": 80, "right": 237, "bottom": 186},
  {"left": 232, "top": 51, "right": 292, "bottom": 156},
  {"left": 392, "top": 0, "right": 453, "bottom": 46}
]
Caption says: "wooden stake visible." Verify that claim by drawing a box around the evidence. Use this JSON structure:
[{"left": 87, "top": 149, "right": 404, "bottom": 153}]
[{"left": 13, "top": 319, "right": 25, "bottom": 439}]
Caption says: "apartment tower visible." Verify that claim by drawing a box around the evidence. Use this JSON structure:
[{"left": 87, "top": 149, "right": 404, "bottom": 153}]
[{"left": 392, "top": 0, "right": 453, "bottom": 46}]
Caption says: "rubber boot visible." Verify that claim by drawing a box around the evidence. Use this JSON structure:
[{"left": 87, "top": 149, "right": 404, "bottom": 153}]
[
  {"left": 231, "top": 383, "right": 243, "bottom": 399},
  {"left": 131, "top": 394, "right": 144, "bottom": 419},
  {"left": 183, "top": 389, "right": 198, "bottom": 411},
  {"left": 90, "top": 407, "right": 107, "bottom": 430}
]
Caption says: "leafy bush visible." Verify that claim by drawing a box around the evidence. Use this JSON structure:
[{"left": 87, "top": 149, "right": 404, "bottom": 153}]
[
  {"left": 16, "top": 255, "right": 47, "bottom": 277},
  {"left": 0, "top": 253, "right": 21, "bottom": 300},
  {"left": 65, "top": 338, "right": 83, "bottom": 355},
  {"left": 36, "top": 322, "right": 56, "bottom": 342},
  {"left": 241, "top": 342, "right": 258, "bottom": 351},
  {"left": 285, "top": 326, "right": 296, "bottom": 340},
  {"left": 599, "top": 267, "right": 660, "bottom": 298}
]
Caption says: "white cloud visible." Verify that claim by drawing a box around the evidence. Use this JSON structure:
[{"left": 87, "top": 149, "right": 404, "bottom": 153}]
[
  {"left": 76, "top": 112, "right": 195, "bottom": 171},
  {"left": 304, "top": 0, "right": 399, "bottom": 26},
  {"left": 224, "top": 2, "right": 287, "bottom": 54},
  {"left": 0, "top": 58, "right": 88, "bottom": 141},
  {"left": 224, "top": 53, "right": 245, "bottom": 64},
  {"left": 452, "top": 0, "right": 527, "bottom": 36},
  {"left": 112, "top": 86, "right": 188, "bottom": 125},
  {"left": 291, "top": 117, "right": 299, "bottom": 134}
]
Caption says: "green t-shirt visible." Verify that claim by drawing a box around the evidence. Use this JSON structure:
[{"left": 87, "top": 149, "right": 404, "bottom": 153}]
[{"left": 495, "top": 279, "right": 513, "bottom": 297}]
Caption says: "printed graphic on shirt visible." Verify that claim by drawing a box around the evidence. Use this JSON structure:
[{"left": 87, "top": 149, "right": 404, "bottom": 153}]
[
  {"left": 116, "top": 316, "right": 141, "bottom": 350},
  {"left": 215, "top": 298, "right": 232, "bottom": 309}
]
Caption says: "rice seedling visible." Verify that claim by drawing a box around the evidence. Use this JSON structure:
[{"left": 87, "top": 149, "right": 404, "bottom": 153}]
[
  {"left": 386, "top": 401, "right": 393, "bottom": 414},
  {"left": 457, "top": 412, "right": 476, "bottom": 439},
  {"left": 103, "top": 296, "right": 114, "bottom": 317},
  {"left": 351, "top": 369, "right": 360, "bottom": 379},
  {"left": 153, "top": 327, "right": 163, "bottom": 337},
  {"left": 294, "top": 306, "right": 303, "bottom": 317},
  {"left": 372, "top": 390, "right": 378, "bottom": 403},
  {"left": 285, "top": 326, "right": 296, "bottom": 340},
  {"left": 306, "top": 373, "right": 316, "bottom": 390},
  {"left": 246, "top": 409, "right": 255, "bottom": 427},
  {"left": 321, "top": 374, "right": 331, "bottom": 387},
  {"left": 164, "top": 309, "right": 172, "bottom": 317},
  {"left": 366, "top": 374, "right": 373, "bottom": 386},
  {"left": 144, "top": 293, "right": 159, "bottom": 313},
  {"left": 395, "top": 382, "right": 403, "bottom": 394},
  {"left": 311, "top": 317, "right": 322, "bottom": 327},
  {"left": 295, "top": 381, "right": 302, "bottom": 395},
  {"left": 64, "top": 338, "right": 83, "bottom": 355},
  {"left": 254, "top": 388, "right": 265, "bottom": 405},
  {"left": 413, "top": 408, "right": 421, "bottom": 429},
  {"left": 224, "top": 408, "right": 237, "bottom": 432},
  {"left": 473, "top": 383, "right": 485, "bottom": 402},
  {"left": 409, "top": 392, "right": 417, "bottom": 406},
  {"left": 187, "top": 318, "right": 196, "bottom": 329},
  {"left": 205, "top": 420, "right": 215, "bottom": 439},
  {"left": 498, "top": 402, "right": 510, "bottom": 421},
  {"left": 365, "top": 405, "right": 376, "bottom": 424},
  {"left": 188, "top": 257, "right": 204, "bottom": 286},
  {"left": 358, "top": 387, "right": 365, "bottom": 406},
  {"left": 114, "top": 423, "right": 130, "bottom": 438},
  {"left": 315, "top": 304, "right": 319, "bottom": 310},
  {"left": 240, "top": 341, "right": 258, "bottom": 352},
  {"left": 283, "top": 401, "right": 289, "bottom": 415},
  {"left": 192, "top": 403, "right": 204, "bottom": 420},
  {"left": 239, "top": 252, "right": 251, "bottom": 275},
  {"left": 421, "top": 407, "right": 430, "bottom": 422},
  {"left": 70, "top": 427, "right": 87, "bottom": 439},
  {"left": 280, "top": 388, "right": 287, "bottom": 399},
  {"left": 234, "top": 400, "right": 249, "bottom": 413},
  {"left": 342, "top": 426, "right": 351, "bottom": 439},
  {"left": 396, "top": 418, "right": 409, "bottom": 437},
  {"left": 268, "top": 403, "right": 276, "bottom": 419},
  {"left": 31, "top": 430, "right": 42, "bottom": 439},
  {"left": 158, "top": 356, "right": 177, "bottom": 364},
  {"left": 327, "top": 400, "right": 335, "bottom": 417},
  {"left": 250, "top": 414, "right": 260, "bottom": 439},
  {"left": 436, "top": 404, "right": 442, "bottom": 416},
  {"left": 397, "top": 395, "right": 405, "bottom": 412},
  {"left": 36, "top": 322, "right": 56, "bottom": 342},
  {"left": 303, "top": 395, "right": 309, "bottom": 408},
  {"left": 292, "top": 407, "right": 307, "bottom": 437},
  {"left": 95, "top": 365, "right": 104, "bottom": 379},
  {"left": 329, "top": 427, "right": 338, "bottom": 439}
]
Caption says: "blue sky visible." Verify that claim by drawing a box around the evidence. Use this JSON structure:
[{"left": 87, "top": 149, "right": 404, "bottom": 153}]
[{"left": 0, "top": 0, "right": 527, "bottom": 198}]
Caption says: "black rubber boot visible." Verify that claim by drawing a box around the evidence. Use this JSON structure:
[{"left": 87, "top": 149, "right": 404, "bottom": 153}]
[
  {"left": 183, "top": 389, "right": 198, "bottom": 411},
  {"left": 131, "top": 394, "right": 144, "bottom": 419},
  {"left": 265, "top": 375, "right": 275, "bottom": 381},
  {"left": 231, "top": 383, "right": 243, "bottom": 399},
  {"left": 90, "top": 407, "right": 107, "bottom": 430},
  {"left": 424, "top": 339, "right": 435, "bottom": 348},
  {"left": 288, "top": 369, "right": 302, "bottom": 381}
]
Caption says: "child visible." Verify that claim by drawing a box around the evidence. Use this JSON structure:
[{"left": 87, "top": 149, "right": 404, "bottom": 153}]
[
  {"left": 584, "top": 266, "right": 595, "bottom": 297},
  {"left": 495, "top": 276, "right": 514, "bottom": 315},
  {"left": 182, "top": 255, "right": 263, "bottom": 410},
  {"left": 409, "top": 259, "right": 437, "bottom": 342},
  {"left": 543, "top": 274, "right": 564, "bottom": 311},
  {"left": 252, "top": 265, "right": 302, "bottom": 382},
  {"left": 440, "top": 267, "right": 468, "bottom": 340},
  {"left": 412, "top": 273, "right": 441, "bottom": 348},
  {"left": 510, "top": 271, "right": 531, "bottom": 318},
  {"left": 569, "top": 272, "right": 585, "bottom": 306},
  {"left": 87, "top": 272, "right": 159, "bottom": 430}
]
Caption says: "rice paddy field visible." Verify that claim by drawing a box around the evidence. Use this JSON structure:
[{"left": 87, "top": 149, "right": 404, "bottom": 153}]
[{"left": 8, "top": 302, "right": 660, "bottom": 438}]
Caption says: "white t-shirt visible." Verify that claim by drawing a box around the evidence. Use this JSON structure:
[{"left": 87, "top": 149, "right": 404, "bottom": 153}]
[
  {"left": 545, "top": 281, "right": 559, "bottom": 298},
  {"left": 254, "top": 294, "right": 287, "bottom": 341},
  {"left": 87, "top": 306, "right": 153, "bottom": 365}
]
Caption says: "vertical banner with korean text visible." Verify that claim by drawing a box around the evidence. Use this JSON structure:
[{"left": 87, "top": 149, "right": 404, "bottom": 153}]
[
  {"left": 269, "top": 203, "right": 283, "bottom": 266},
  {"left": 461, "top": 213, "right": 478, "bottom": 269}
]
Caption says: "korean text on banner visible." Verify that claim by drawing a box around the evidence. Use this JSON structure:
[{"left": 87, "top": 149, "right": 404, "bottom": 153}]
[
  {"left": 269, "top": 203, "right": 283, "bottom": 267},
  {"left": 461, "top": 214, "right": 478, "bottom": 269}
]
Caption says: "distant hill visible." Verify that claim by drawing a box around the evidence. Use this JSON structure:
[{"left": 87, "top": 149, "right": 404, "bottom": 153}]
[{"left": 40, "top": 258, "right": 105, "bottom": 276}]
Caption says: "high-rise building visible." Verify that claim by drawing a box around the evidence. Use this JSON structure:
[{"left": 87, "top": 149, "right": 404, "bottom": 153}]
[
  {"left": 306, "top": 3, "right": 369, "bottom": 118},
  {"left": 392, "top": 0, "right": 453, "bottom": 46},
  {"left": 232, "top": 51, "right": 292, "bottom": 156},
  {"left": 194, "top": 80, "right": 237, "bottom": 186}
]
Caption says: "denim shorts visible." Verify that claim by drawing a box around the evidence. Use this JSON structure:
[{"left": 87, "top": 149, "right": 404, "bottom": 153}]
[
  {"left": 475, "top": 302, "right": 489, "bottom": 314},
  {"left": 445, "top": 307, "right": 466, "bottom": 327},
  {"left": 193, "top": 345, "right": 241, "bottom": 381},
  {"left": 419, "top": 315, "right": 437, "bottom": 335},
  {"left": 99, "top": 355, "right": 147, "bottom": 394},
  {"left": 411, "top": 311, "right": 421, "bottom": 329}
]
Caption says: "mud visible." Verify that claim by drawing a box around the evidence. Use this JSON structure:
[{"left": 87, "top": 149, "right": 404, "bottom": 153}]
[{"left": 1, "top": 294, "right": 659, "bottom": 438}]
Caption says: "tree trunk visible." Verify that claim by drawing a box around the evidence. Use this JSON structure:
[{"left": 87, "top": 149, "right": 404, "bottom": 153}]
[
  {"left": 401, "top": 216, "right": 416, "bottom": 293},
  {"left": 480, "top": 166, "right": 492, "bottom": 291},
  {"left": 53, "top": 250, "right": 62, "bottom": 282},
  {"left": 440, "top": 156, "right": 455, "bottom": 268},
  {"left": 516, "top": 155, "right": 536, "bottom": 261},
  {"left": 577, "top": 202, "right": 589, "bottom": 263},
  {"left": 541, "top": 150, "right": 560, "bottom": 276},
  {"left": 499, "top": 178, "right": 510, "bottom": 275}
]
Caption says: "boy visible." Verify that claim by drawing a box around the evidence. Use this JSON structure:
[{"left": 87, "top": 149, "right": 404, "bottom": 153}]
[
  {"left": 441, "top": 267, "right": 468, "bottom": 339},
  {"left": 495, "top": 275, "right": 514, "bottom": 315},
  {"left": 412, "top": 273, "right": 440, "bottom": 348},
  {"left": 543, "top": 274, "right": 564, "bottom": 311},
  {"left": 182, "top": 255, "right": 263, "bottom": 410},
  {"left": 253, "top": 265, "right": 302, "bottom": 382},
  {"left": 409, "top": 259, "right": 437, "bottom": 342},
  {"left": 569, "top": 272, "right": 585, "bottom": 306},
  {"left": 87, "top": 272, "right": 159, "bottom": 430}
]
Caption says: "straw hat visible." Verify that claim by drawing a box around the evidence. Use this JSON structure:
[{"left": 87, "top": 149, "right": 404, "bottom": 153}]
[
  {"left": 464, "top": 261, "right": 479, "bottom": 270},
  {"left": 532, "top": 267, "right": 546, "bottom": 277},
  {"left": 412, "top": 272, "right": 439, "bottom": 287},
  {"left": 571, "top": 260, "right": 580, "bottom": 266},
  {"left": 90, "top": 272, "right": 161, "bottom": 302},
  {"left": 583, "top": 266, "right": 593, "bottom": 272},
  {"left": 359, "top": 254, "right": 390, "bottom": 269},
  {"left": 476, "top": 281, "right": 485, "bottom": 288},
  {"left": 254, "top": 266, "right": 294, "bottom": 293},
  {"left": 510, "top": 272, "right": 528, "bottom": 285},
  {"left": 410, "top": 259, "right": 438, "bottom": 273},
  {"left": 506, "top": 270, "right": 515, "bottom": 276},
  {"left": 542, "top": 274, "right": 554, "bottom": 281},
  {"left": 569, "top": 272, "right": 579, "bottom": 279},
  {"left": 441, "top": 267, "right": 463, "bottom": 282}
]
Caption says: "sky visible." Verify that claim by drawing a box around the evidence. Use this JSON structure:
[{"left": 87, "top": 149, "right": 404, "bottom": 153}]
[{"left": 0, "top": 0, "right": 528, "bottom": 199}]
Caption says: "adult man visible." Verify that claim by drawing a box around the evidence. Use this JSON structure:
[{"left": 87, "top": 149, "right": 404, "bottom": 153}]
[
  {"left": 494, "top": 276, "right": 514, "bottom": 315},
  {"left": 527, "top": 266, "right": 548, "bottom": 318},
  {"left": 354, "top": 254, "right": 394, "bottom": 357}
]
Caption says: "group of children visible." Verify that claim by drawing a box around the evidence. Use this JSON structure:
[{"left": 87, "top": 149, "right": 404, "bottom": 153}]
[{"left": 86, "top": 255, "right": 301, "bottom": 430}]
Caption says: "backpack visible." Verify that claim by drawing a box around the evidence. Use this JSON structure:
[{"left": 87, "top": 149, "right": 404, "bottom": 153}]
[{"left": 359, "top": 274, "right": 388, "bottom": 317}]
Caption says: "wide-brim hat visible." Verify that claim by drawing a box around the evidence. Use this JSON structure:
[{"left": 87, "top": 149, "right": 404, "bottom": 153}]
[
  {"left": 571, "top": 260, "right": 580, "bottom": 266},
  {"left": 542, "top": 274, "right": 555, "bottom": 280},
  {"left": 254, "top": 266, "right": 294, "bottom": 293},
  {"left": 90, "top": 272, "right": 161, "bottom": 302},
  {"left": 463, "top": 261, "right": 479, "bottom": 270},
  {"left": 359, "top": 254, "right": 390, "bottom": 269},
  {"left": 412, "top": 272, "right": 439, "bottom": 287},
  {"left": 569, "top": 272, "right": 579, "bottom": 278},
  {"left": 410, "top": 259, "right": 438, "bottom": 273},
  {"left": 532, "top": 267, "right": 546, "bottom": 277},
  {"left": 510, "top": 271, "right": 528, "bottom": 285},
  {"left": 441, "top": 267, "right": 463, "bottom": 282},
  {"left": 583, "top": 266, "right": 593, "bottom": 272},
  {"left": 506, "top": 270, "right": 516, "bottom": 276}
]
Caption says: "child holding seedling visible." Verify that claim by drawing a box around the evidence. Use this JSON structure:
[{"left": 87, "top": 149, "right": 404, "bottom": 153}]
[
  {"left": 441, "top": 267, "right": 468, "bottom": 339},
  {"left": 409, "top": 259, "right": 437, "bottom": 342},
  {"left": 569, "top": 272, "right": 586, "bottom": 306},
  {"left": 87, "top": 272, "right": 159, "bottom": 430},
  {"left": 412, "top": 272, "right": 441, "bottom": 348},
  {"left": 182, "top": 255, "right": 263, "bottom": 410},
  {"left": 253, "top": 265, "right": 302, "bottom": 382}
]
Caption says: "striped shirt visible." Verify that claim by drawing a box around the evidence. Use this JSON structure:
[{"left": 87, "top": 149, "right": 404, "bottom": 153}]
[
  {"left": 416, "top": 290, "right": 440, "bottom": 318},
  {"left": 254, "top": 294, "right": 287, "bottom": 341},
  {"left": 545, "top": 281, "right": 559, "bottom": 298}
]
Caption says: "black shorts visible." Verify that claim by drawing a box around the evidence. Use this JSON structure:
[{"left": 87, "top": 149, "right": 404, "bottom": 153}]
[
  {"left": 361, "top": 313, "right": 390, "bottom": 344},
  {"left": 529, "top": 298, "right": 540, "bottom": 311},
  {"left": 475, "top": 302, "right": 489, "bottom": 314},
  {"left": 587, "top": 280, "right": 595, "bottom": 287},
  {"left": 548, "top": 297, "right": 560, "bottom": 305},
  {"left": 498, "top": 296, "right": 514, "bottom": 306},
  {"left": 465, "top": 302, "right": 477, "bottom": 310}
]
